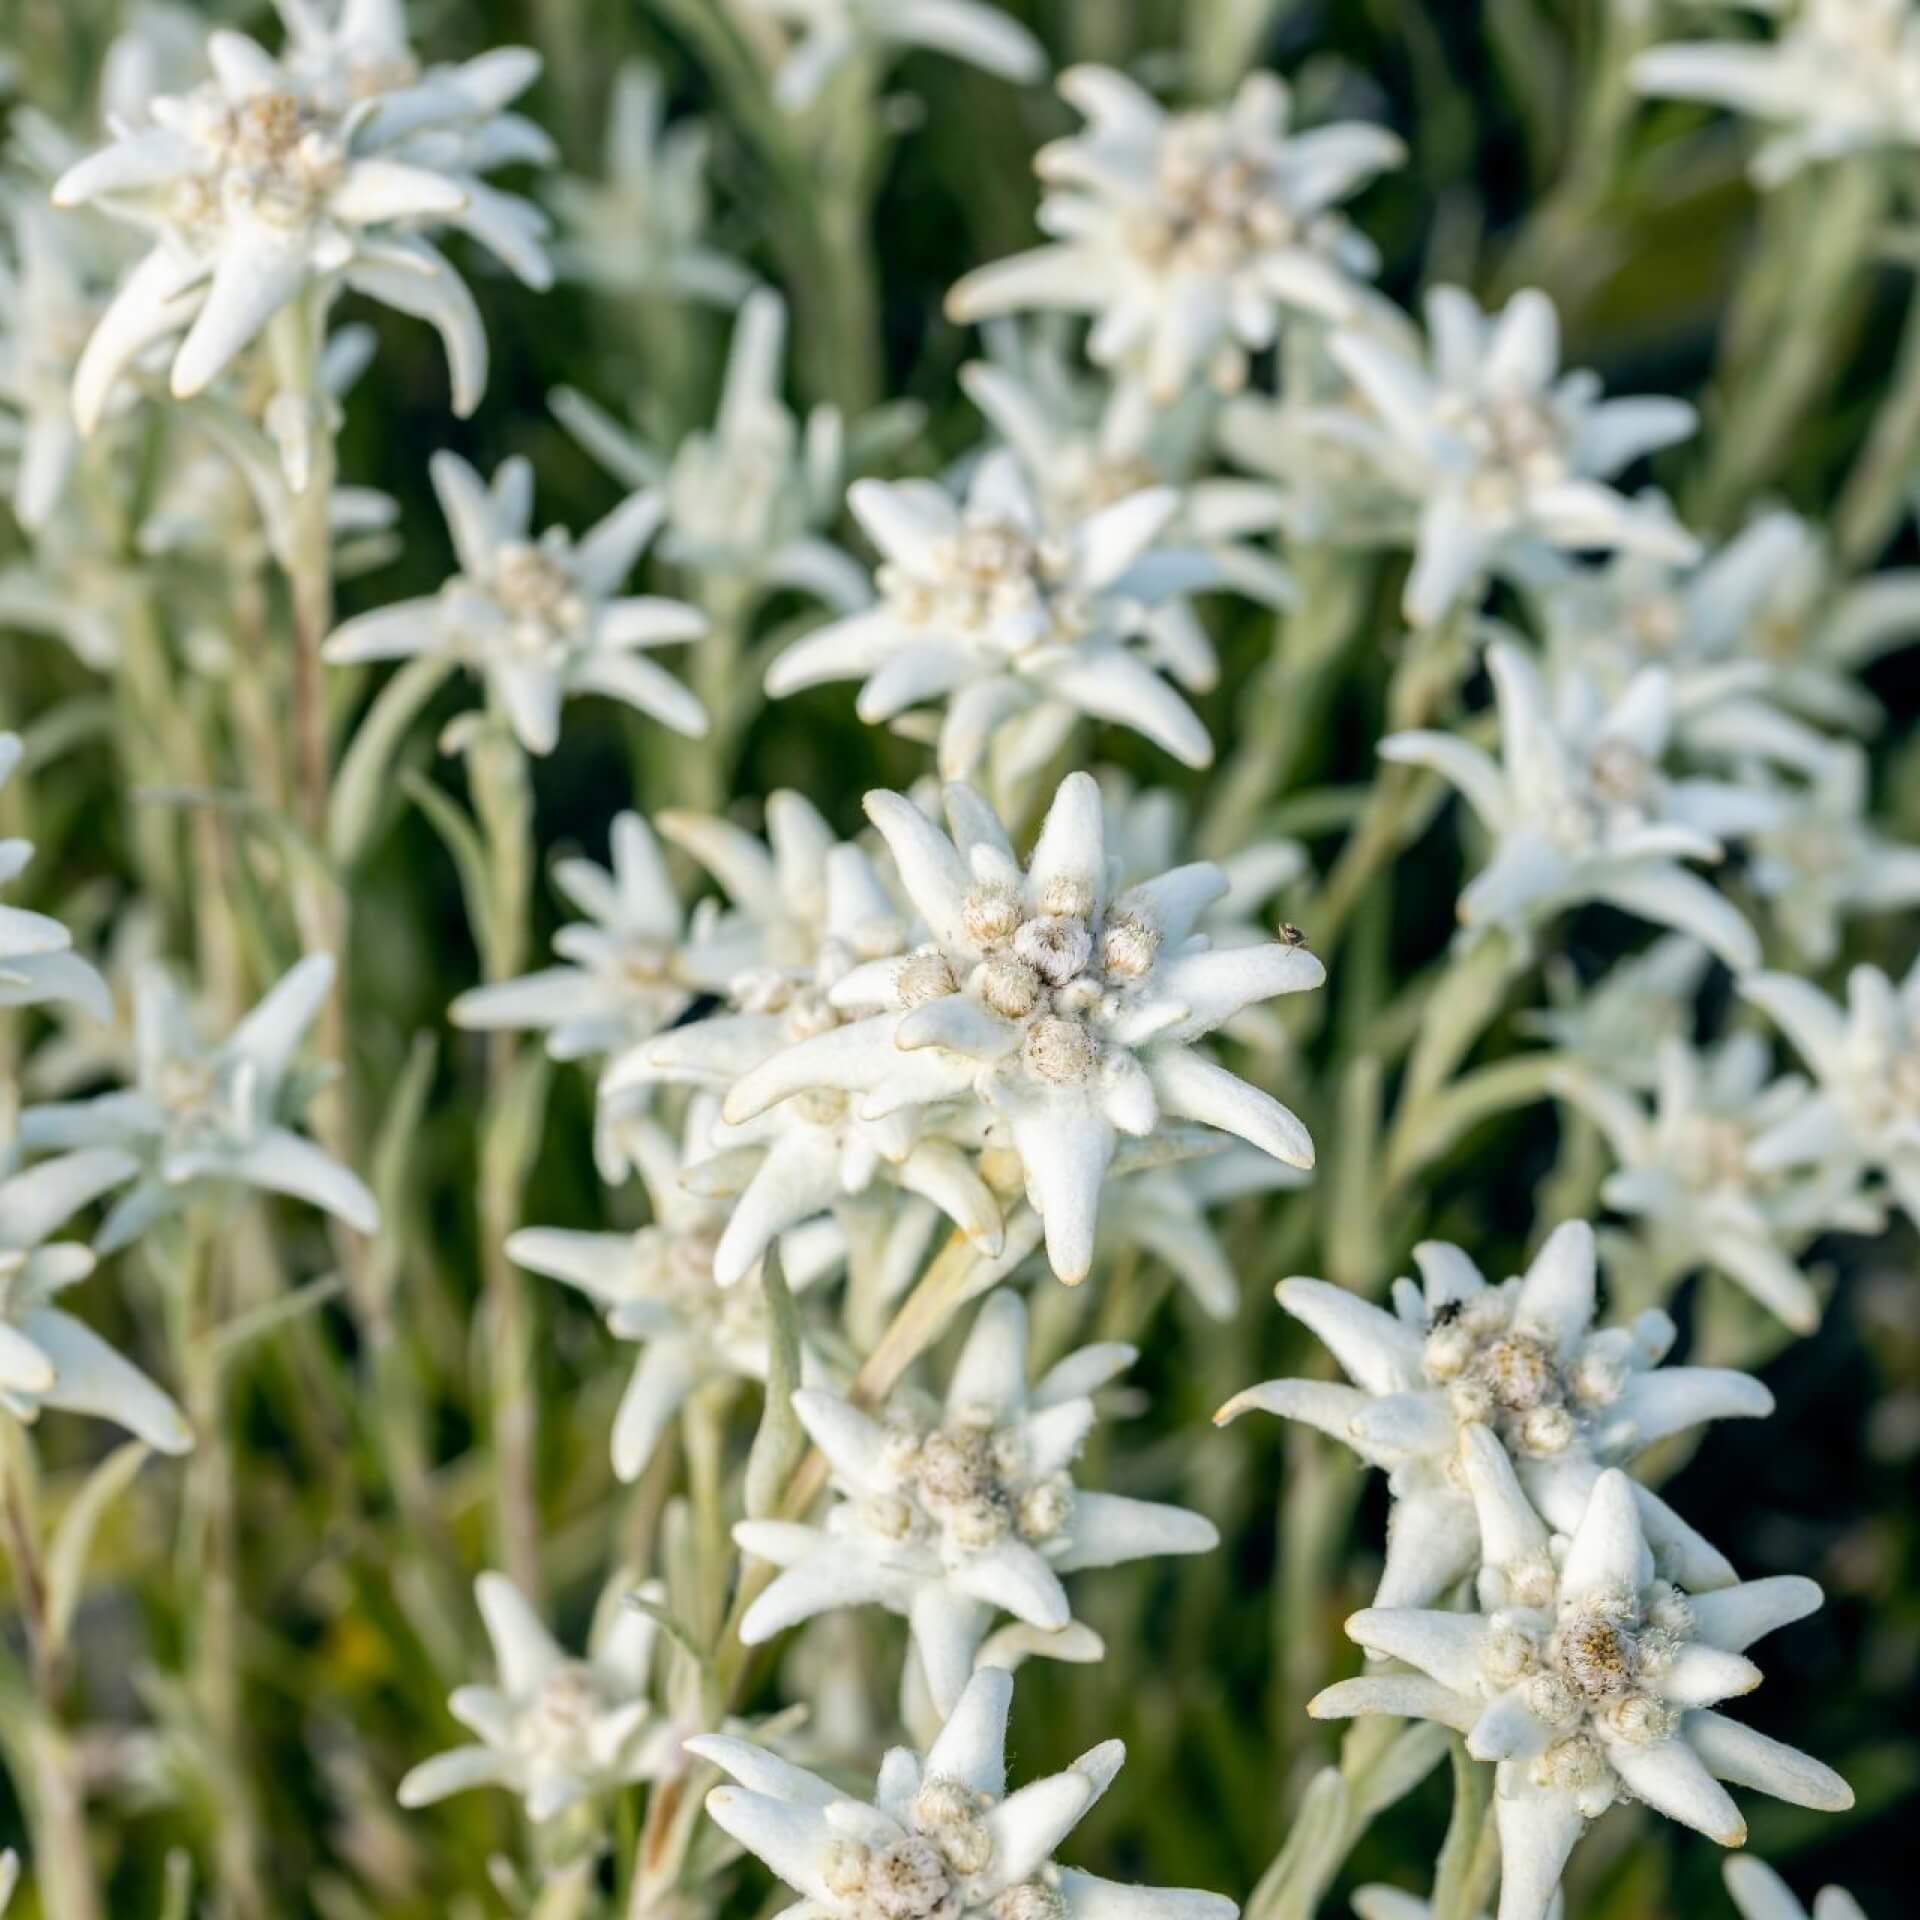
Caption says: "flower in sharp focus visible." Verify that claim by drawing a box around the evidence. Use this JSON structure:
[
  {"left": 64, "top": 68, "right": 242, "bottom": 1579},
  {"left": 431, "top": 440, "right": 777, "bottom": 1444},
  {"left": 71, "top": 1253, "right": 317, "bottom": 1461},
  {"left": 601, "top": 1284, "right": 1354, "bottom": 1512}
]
[
  {"left": 1724, "top": 1857, "right": 1870, "bottom": 1920},
  {"left": 0, "top": 734, "right": 112, "bottom": 1021},
  {"left": 1633, "top": 0, "right": 1920, "bottom": 186},
  {"left": 557, "top": 290, "right": 871, "bottom": 614},
  {"left": 17, "top": 952, "right": 376, "bottom": 1250},
  {"left": 722, "top": 772, "right": 1323, "bottom": 1283},
  {"left": 694, "top": 1666, "right": 1237, "bottom": 1920},
  {"left": 548, "top": 60, "right": 754, "bottom": 304},
  {"left": 1742, "top": 959, "right": 1920, "bottom": 1228},
  {"left": 1382, "top": 643, "right": 1772, "bottom": 970},
  {"left": 766, "top": 451, "right": 1216, "bottom": 781},
  {"left": 52, "top": 13, "right": 548, "bottom": 423},
  {"left": 0, "top": 1149, "right": 192, "bottom": 1452},
  {"left": 1218, "top": 1222, "right": 1772, "bottom": 1607},
  {"left": 323, "top": 451, "right": 707, "bottom": 756},
  {"left": 1554, "top": 1035, "right": 1883, "bottom": 1334},
  {"left": 1311, "top": 1453, "right": 1852, "bottom": 1920},
  {"left": 615, "top": 795, "right": 1007, "bottom": 1284},
  {"left": 1744, "top": 744, "right": 1920, "bottom": 967},
  {"left": 741, "top": 0, "right": 1047, "bottom": 115},
  {"left": 508, "top": 1097, "right": 840, "bottom": 1482},
  {"left": 1324, "top": 287, "right": 1697, "bottom": 626},
  {"left": 397, "top": 1570, "right": 674, "bottom": 1821},
  {"left": 733, "top": 1288, "right": 1217, "bottom": 1712},
  {"left": 948, "top": 67, "right": 1402, "bottom": 419}
]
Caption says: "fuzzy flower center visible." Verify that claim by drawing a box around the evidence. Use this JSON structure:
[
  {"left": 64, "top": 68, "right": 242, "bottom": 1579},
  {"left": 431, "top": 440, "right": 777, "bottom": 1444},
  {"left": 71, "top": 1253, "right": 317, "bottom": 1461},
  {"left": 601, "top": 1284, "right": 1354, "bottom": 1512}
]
[
  {"left": 880, "top": 514, "right": 1089, "bottom": 656},
  {"left": 1439, "top": 389, "right": 1570, "bottom": 518},
  {"left": 492, "top": 538, "right": 590, "bottom": 651},
  {"left": 862, "top": 1406, "right": 1074, "bottom": 1557},
  {"left": 176, "top": 86, "right": 347, "bottom": 231},
  {"left": 519, "top": 1660, "right": 613, "bottom": 1772},
  {"left": 1130, "top": 114, "right": 1308, "bottom": 275}
]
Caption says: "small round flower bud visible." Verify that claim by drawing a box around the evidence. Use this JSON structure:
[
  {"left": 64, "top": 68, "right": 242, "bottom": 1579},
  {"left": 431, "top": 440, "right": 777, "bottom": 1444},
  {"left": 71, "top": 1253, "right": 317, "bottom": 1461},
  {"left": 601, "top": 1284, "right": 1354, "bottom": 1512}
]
[
  {"left": 1480, "top": 1335, "right": 1562, "bottom": 1412},
  {"left": 1520, "top": 1405, "right": 1575, "bottom": 1455},
  {"left": 1603, "top": 1692, "right": 1676, "bottom": 1745},
  {"left": 864, "top": 1838, "right": 958, "bottom": 1920},
  {"left": 1423, "top": 1324, "right": 1474, "bottom": 1381},
  {"left": 1015, "top": 915, "right": 1093, "bottom": 986},
  {"left": 1018, "top": 1475, "right": 1073, "bottom": 1541},
  {"left": 898, "top": 951, "right": 958, "bottom": 1008},
  {"left": 963, "top": 884, "right": 1023, "bottom": 947},
  {"left": 861, "top": 1493, "right": 917, "bottom": 1541},
  {"left": 1505, "top": 1553, "right": 1559, "bottom": 1609},
  {"left": 978, "top": 955, "right": 1042, "bottom": 1019},
  {"left": 1024, "top": 1017, "right": 1095, "bottom": 1085},
  {"left": 993, "top": 1885, "right": 1066, "bottom": 1920},
  {"left": 1480, "top": 1621, "right": 1540, "bottom": 1686},
  {"left": 1522, "top": 1672, "right": 1581, "bottom": 1729},
  {"left": 824, "top": 1839, "right": 872, "bottom": 1899},
  {"left": 1038, "top": 875, "right": 1096, "bottom": 918},
  {"left": 1100, "top": 916, "right": 1159, "bottom": 980}
]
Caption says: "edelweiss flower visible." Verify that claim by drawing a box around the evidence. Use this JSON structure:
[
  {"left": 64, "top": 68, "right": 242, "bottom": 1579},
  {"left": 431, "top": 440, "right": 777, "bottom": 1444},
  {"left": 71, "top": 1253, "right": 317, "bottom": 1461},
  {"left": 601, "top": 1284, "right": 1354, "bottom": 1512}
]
[
  {"left": 1745, "top": 745, "right": 1920, "bottom": 967},
  {"left": 557, "top": 290, "right": 870, "bottom": 613},
  {"left": 1324, "top": 287, "right": 1697, "bottom": 625},
  {"left": 398, "top": 1570, "right": 675, "bottom": 1821},
  {"left": 1311, "top": 1451, "right": 1852, "bottom": 1920},
  {"left": 616, "top": 799, "right": 1006, "bottom": 1286},
  {"left": 18, "top": 952, "right": 376, "bottom": 1250},
  {"left": 694, "top": 1666, "right": 1237, "bottom": 1920},
  {"left": 1218, "top": 1222, "right": 1771, "bottom": 1607},
  {"left": 1555, "top": 1036, "right": 1883, "bottom": 1333},
  {"left": 741, "top": 0, "right": 1046, "bottom": 114},
  {"left": 52, "top": 10, "right": 546, "bottom": 421},
  {"left": 508, "top": 1098, "right": 840, "bottom": 1482},
  {"left": 323, "top": 452, "right": 707, "bottom": 756},
  {"left": 0, "top": 735, "right": 111, "bottom": 1020},
  {"left": 1742, "top": 960, "right": 1920, "bottom": 1228},
  {"left": 721, "top": 772, "right": 1323, "bottom": 1283},
  {"left": 1724, "top": 1857, "right": 1869, "bottom": 1920},
  {"left": 1634, "top": 0, "right": 1920, "bottom": 185},
  {"left": 0, "top": 1149, "right": 192, "bottom": 1452},
  {"left": 1382, "top": 643, "right": 1770, "bottom": 970},
  {"left": 734, "top": 1288, "right": 1216, "bottom": 1711},
  {"left": 548, "top": 61, "right": 754, "bottom": 304},
  {"left": 766, "top": 452, "right": 1216, "bottom": 781},
  {"left": 948, "top": 67, "right": 1402, "bottom": 416}
]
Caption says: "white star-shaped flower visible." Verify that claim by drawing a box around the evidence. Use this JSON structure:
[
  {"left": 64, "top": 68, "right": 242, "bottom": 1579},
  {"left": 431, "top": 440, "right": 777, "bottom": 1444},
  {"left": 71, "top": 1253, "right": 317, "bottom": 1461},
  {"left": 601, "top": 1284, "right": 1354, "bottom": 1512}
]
[
  {"left": 324, "top": 451, "right": 708, "bottom": 756},
  {"left": 52, "top": 14, "right": 546, "bottom": 422},
  {"left": 1382, "top": 643, "right": 1771, "bottom": 970},
  {"left": 766, "top": 452, "right": 1216, "bottom": 781},
  {"left": 1723, "top": 1856, "right": 1869, "bottom": 1920},
  {"left": 1555, "top": 1034, "right": 1883, "bottom": 1334},
  {"left": 1312, "top": 1447, "right": 1852, "bottom": 1920},
  {"left": 0, "top": 1149, "right": 192, "bottom": 1453},
  {"left": 721, "top": 771, "right": 1322, "bottom": 1284},
  {"left": 397, "top": 1570, "right": 675, "bottom": 1822},
  {"left": 742, "top": 0, "right": 1046, "bottom": 114},
  {"left": 734, "top": 1287, "right": 1216, "bottom": 1713},
  {"left": 508, "top": 1097, "right": 841, "bottom": 1482},
  {"left": 0, "top": 734, "right": 111, "bottom": 1021},
  {"left": 1218, "top": 1222, "right": 1773, "bottom": 1608},
  {"left": 18, "top": 952, "right": 376, "bottom": 1251},
  {"left": 694, "top": 1665, "right": 1237, "bottom": 1920},
  {"left": 1742, "top": 958, "right": 1920, "bottom": 1228},
  {"left": 618, "top": 799, "right": 1006, "bottom": 1286},
  {"left": 1634, "top": 0, "right": 1920, "bottom": 185},
  {"left": 1324, "top": 287, "right": 1697, "bottom": 625},
  {"left": 948, "top": 67, "right": 1402, "bottom": 416},
  {"left": 1520, "top": 936, "right": 1713, "bottom": 1092}
]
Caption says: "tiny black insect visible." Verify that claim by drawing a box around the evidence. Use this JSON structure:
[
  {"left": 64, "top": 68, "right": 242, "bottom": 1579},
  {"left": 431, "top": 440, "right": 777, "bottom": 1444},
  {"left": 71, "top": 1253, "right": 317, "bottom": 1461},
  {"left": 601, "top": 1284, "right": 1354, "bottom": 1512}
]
[
  {"left": 1429, "top": 1299, "right": 1464, "bottom": 1330},
  {"left": 1278, "top": 923, "right": 1310, "bottom": 948}
]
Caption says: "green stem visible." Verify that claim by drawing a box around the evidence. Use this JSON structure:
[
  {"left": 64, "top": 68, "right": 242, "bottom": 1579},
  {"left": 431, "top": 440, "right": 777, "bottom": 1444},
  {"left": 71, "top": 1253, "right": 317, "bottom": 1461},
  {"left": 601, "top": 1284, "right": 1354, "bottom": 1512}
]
[
  {"left": 1836, "top": 270, "right": 1920, "bottom": 565},
  {"left": 1430, "top": 1740, "right": 1498, "bottom": 1920}
]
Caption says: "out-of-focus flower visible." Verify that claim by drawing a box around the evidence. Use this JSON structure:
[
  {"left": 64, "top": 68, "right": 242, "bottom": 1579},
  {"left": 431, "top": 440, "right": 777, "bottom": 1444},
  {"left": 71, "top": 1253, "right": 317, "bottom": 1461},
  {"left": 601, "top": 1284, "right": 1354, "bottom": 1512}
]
[
  {"left": 557, "top": 290, "right": 870, "bottom": 613},
  {"left": 1323, "top": 288, "right": 1696, "bottom": 625},
  {"left": 1724, "top": 1857, "right": 1870, "bottom": 1920},
  {"left": 53, "top": 11, "right": 550, "bottom": 423},
  {"left": 695, "top": 1666, "right": 1238, "bottom": 1920},
  {"left": 1745, "top": 745, "right": 1920, "bottom": 966},
  {"left": 0, "top": 734, "right": 111, "bottom": 1021},
  {"left": 1555, "top": 1035, "right": 1882, "bottom": 1333},
  {"left": 735, "top": 1288, "right": 1215, "bottom": 1711},
  {"left": 767, "top": 453, "right": 1216, "bottom": 780},
  {"left": 949, "top": 68, "right": 1402, "bottom": 424},
  {"left": 616, "top": 797, "right": 1006, "bottom": 1285},
  {"left": 1382, "top": 644, "right": 1770, "bottom": 969},
  {"left": 1312, "top": 1454, "right": 1851, "bottom": 1920},
  {"left": 548, "top": 61, "right": 753, "bottom": 304},
  {"left": 324, "top": 451, "right": 707, "bottom": 756},
  {"left": 741, "top": 0, "right": 1046, "bottom": 114},
  {"left": 509, "top": 1097, "right": 841, "bottom": 1481},
  {"left": 1743, "top": 959, "right": 1920, "bottom": 1227},
  {"left": 0, "top": 1149, "right": 192, "bottom": 1452},
  {"left": 18, "top": 952, "right": 376, "bottom": 1250},
  {"left": 1634, "top": 0, "right": 1920, "bottom": 185},
  {"left": 1521, "top": 937, "right": 1712, "bottom": 1090},
  {"left": 397, "top": 1570, "right": 674, "bottom": 1821},
  {"left": 1218, "top": 1221, "right": 1768, "bottom": 1606},
  {"left": 722, "top": 772, "right": 1323, "bottom": 1283}
]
